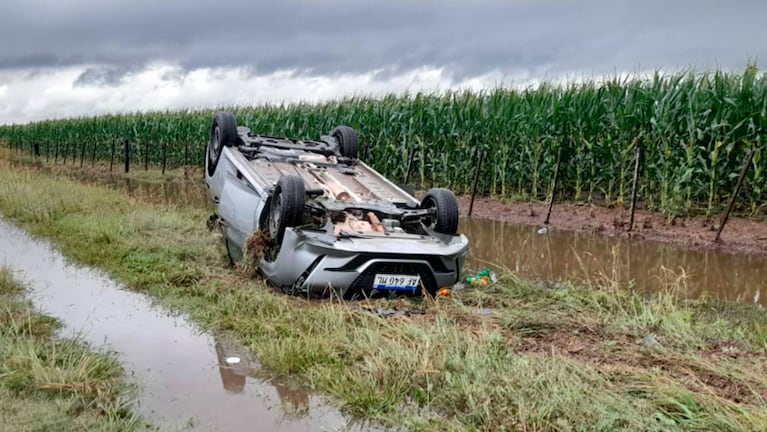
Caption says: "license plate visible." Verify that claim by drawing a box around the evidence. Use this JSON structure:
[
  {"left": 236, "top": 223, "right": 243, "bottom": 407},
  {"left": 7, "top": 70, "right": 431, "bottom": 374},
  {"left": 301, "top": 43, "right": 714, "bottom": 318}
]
[{"left": 373, "top": 274, "right": 421, "bottom": 291}]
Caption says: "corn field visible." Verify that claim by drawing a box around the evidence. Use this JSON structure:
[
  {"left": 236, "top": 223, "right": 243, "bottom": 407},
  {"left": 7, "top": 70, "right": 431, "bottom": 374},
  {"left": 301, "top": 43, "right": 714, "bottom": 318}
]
[{"left": 1, "top": 68, "right": 766, "bottom": 217}]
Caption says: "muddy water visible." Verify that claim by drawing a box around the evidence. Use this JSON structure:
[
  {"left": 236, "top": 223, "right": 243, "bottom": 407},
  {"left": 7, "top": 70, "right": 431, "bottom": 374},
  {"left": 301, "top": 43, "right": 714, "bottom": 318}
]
[
  {"left": 461, "top": 218, "right": 767, "bottom": 307},
  {"left": 49, "top": 175, "right": 767, "bottom": 308},
  {"left": 0, "top": 219, "right": 370, "bottom": 432}
]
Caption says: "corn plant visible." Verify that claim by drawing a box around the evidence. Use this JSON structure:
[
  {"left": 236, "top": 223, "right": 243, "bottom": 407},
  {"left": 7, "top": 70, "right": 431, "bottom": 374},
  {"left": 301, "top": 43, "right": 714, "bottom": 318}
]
[{"left": 1, "top": 67, "right": 766, "bottom": 217}]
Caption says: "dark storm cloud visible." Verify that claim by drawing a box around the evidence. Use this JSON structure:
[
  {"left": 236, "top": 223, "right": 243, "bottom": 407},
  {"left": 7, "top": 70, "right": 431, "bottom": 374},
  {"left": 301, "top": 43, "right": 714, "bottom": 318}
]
[
  {"left": 73, "top": 65, "right": 138, "bottom": 87},
  {"left": 2, "top": 0, "right": 766, "bottom": 82}
]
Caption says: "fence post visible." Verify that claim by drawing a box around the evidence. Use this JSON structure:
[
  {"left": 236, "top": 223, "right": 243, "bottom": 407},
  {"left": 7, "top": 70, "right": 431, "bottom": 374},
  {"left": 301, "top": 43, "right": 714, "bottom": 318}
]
[
  {"left": 544, "top": 146, "right": 563, "bottom": 225},
  {"left": 715, "top": 147, "right": 755, "bottom": 242},
  {"left": 468, "top": 148, "right": 485, "bottom": 217},
  {"left": 110, "top": 140, "right": 116, "bottom": 172},
  {"left": 627, "top": 141, "right": 643, "bottom": 231},
  {"left": 162, "top": 139, "right": 167, "bottom": 175},
  {"left": 144, "top": 141, "right": 149, "bottom": 171},
  {"left": 184, "top": 140, "right": 189, "bottom": 166},
  {"left": 202, "top": 145, "right": 206, "bottom": 180},
  {"left": 54, "top": 141, "right": 59, "bottom": 164},
  {"left": 79, "top": 140, "right": 85, "bottom": 167},
  {"left": 403, "top": 146, "right": 417, "bottom": 185},
  {"left": 124, "top": 139, "right": 130, "bottom": 173}
]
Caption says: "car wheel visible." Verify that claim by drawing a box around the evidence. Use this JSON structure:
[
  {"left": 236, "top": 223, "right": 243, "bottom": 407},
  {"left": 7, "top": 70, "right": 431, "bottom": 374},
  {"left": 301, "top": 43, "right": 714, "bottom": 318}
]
[
  {"left": 268, "top": 175, "right": 306, "bottom": 245},
  {"left": 331, "top": 125, "right": 358, "bottom": 160},
  {"left": 207, "top": 111, "right": 238, "bottom": 177},
  {"left": 421, "top": 188, "right": 459, "bottom": 234}
]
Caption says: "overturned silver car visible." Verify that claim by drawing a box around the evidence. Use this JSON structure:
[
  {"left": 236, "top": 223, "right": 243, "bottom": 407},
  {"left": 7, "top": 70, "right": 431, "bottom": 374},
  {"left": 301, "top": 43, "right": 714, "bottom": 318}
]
[{"left": 205, "top": 112, "right": 469, "bottom": 298}]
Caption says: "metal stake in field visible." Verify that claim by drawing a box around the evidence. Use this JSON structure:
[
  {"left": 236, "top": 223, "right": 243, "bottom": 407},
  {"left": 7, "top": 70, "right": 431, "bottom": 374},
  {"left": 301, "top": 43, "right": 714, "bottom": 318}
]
[
  {"left": 109, "top": 140, "right": 116, "bottom": 172},
  {"left": 715, "top": 147, "right": 756, "bottom": 243},
  {"left": 162, "top": 139, "right": 167, "bottom": 175},
  {"left": 544, "top": 146, "right": 563, "bottom": 225},
  {"left": 627, "top": 140, "right": 643, "bottom": 232},
  {"left": 468, "top": 148, "right": 485, "bottom": 217},
  {"left": 124, "top": 139, "right": 130, "bottom": 173},
  {"left": 403, "top": 145, "right": 417, "bottom": 185}
]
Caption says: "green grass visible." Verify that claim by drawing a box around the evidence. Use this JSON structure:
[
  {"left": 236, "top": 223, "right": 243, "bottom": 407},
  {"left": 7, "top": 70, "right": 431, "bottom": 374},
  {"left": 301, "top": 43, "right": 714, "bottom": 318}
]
[
  {"left": 2, "top": 66, "right": 767, "bottom": 217},
  {"left": 1, "top": 162, "right": 767, "bottom": 431},
  {"left": 0, "top": 268, "right": 143, "bottom": 431}
]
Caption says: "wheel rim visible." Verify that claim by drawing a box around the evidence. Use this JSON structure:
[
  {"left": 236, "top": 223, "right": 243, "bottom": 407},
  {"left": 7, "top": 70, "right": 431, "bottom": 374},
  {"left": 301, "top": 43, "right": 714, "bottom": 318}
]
[
  {"left": 269, "top": 194, "right": 282, "bottom": 238},
  {"left": 211, "top": 126, "right": 221, "bottom": 158},
  {"left": 423, "top": 198, "right": 437, "bottom": 229}
]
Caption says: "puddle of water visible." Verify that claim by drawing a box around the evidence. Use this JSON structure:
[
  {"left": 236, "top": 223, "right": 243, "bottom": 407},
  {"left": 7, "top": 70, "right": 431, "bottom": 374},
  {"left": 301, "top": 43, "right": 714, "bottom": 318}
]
[
  {"left": 66, "top": 175, "right": 767, "bottom": 309},
  {"left": 0, "top": 218, "right": 372, "bottom": 432},
  {"left": 461, "top": 218, "right": 767, "bottom": 307},
  {"left": 22, "top": 166, "right": 767, "bottom": 309}
]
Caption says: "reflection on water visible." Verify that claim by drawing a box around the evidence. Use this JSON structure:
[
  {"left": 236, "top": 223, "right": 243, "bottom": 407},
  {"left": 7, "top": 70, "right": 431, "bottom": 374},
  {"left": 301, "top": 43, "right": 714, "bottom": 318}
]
[
  {"left": 0, "top": 218, "right": 374, "bottom": 432},
  {"left": 213, "top": 338, "right": 311, "bottom": 418},
  {"left": 461, "top": 218, "right": 767, "bottom": 307}
]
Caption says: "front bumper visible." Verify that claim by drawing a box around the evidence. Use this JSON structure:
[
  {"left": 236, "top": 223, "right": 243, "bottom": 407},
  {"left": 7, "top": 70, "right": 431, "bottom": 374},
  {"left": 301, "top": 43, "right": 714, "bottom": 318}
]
[{"left": 260, "top": 229, "right": 469, "bottom": 297}]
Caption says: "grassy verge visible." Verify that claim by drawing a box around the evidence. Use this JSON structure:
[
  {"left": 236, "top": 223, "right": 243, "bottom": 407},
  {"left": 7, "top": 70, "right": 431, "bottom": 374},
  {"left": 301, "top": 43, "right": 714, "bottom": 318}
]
[
  {"left": 0, "top": 267, "right": 143, "bottom": 431},
  {"left": 1, "top": 163, "right": 767, "bottom": 431}
]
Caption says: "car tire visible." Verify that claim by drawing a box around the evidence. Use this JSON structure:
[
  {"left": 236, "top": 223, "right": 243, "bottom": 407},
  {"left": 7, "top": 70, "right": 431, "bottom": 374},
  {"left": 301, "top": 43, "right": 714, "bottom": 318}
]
[
  {"left": 207, "top": 111, "right": 238, "bottom": 177},
  {"left": 268, "top": 175, "right": 306, "bottom": 245},
  {"left": 331, "top": 126, "right": 358, "bottom": 159},
  {"left": 421, "top": 188, "right": 459, "bottom": 234}
]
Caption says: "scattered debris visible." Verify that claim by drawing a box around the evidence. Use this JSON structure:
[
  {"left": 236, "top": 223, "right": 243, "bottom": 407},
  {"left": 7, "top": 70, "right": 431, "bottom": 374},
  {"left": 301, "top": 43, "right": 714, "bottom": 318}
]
[
  {"left": 206, "top": 213, "right": 219, "bottom": 231},
  {"left": 643, "top": 334, "right": 662, "bottom": 347},
  {"left": 350, "top": 304, "right": 426, "bottom": 318},
  {"left": 225, "top": 356, "right": 241, "bottom": 366},
  {"left": 465, "top": 269, "right": 498, "bottom": 285},
  {"left": 437, "top": 287, "right": 451, "bottom": 297},
  {"left": 236, "top": 230, "right": 269, "bottom": 277},
  {"left": 475, "top": 308, "right": 495, "bottom": 316},
  {"left": 537, "top": 227, "right": 548, "bottom": 235}
]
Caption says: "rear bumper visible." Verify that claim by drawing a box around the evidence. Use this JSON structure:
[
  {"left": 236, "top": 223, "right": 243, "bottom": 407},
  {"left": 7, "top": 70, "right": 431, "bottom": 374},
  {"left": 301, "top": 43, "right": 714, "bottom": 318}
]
[{"left": 260, "top": 229, "right": 469, "bottom": 297}]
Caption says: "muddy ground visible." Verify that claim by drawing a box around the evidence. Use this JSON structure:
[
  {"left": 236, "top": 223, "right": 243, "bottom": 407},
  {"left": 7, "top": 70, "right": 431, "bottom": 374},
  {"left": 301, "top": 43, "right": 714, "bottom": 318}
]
[
  {"left": 7, "top": 153, "right": 767, "bottom": 257},
  {"left": 457, "top": 196, "right": 767, "bottom": 257}
]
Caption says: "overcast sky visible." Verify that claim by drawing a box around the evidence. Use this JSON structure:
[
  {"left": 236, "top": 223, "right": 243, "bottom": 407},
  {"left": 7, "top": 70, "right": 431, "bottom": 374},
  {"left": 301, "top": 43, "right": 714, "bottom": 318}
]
[{"left": 1, "top": 0, "right": 765, "bottom": 124}]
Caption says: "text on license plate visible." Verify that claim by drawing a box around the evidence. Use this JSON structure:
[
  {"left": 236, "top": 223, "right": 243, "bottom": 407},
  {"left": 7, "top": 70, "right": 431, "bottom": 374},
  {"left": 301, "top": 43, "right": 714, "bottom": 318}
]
[{"left": 373, "top": 274, "right": 421, "bottom": 291}]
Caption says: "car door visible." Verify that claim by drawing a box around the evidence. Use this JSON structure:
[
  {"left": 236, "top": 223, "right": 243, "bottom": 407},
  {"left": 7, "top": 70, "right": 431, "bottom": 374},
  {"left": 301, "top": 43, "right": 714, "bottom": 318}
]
[{"left": 218, "top": 171, "right": 264, "bottom": 252}]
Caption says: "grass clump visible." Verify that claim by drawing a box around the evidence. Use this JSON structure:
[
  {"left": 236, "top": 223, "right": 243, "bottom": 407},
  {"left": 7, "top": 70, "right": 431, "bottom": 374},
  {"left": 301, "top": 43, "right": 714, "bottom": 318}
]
[
  {"left": 0, "top": 268, "right": 144, "bottom": 431},
  {"left": 1, "top": 164, "right": 767, "bottom": 431}
]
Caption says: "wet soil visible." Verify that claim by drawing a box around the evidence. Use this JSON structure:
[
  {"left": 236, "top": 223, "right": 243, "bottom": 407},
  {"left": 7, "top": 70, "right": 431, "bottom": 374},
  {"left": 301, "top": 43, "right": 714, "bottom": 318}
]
[
  {"left": 0, "top": 218, "right": 369, "bottom": 432},
  {"left": 457, "top": 196, "right": 767, "bottom": 257}
]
